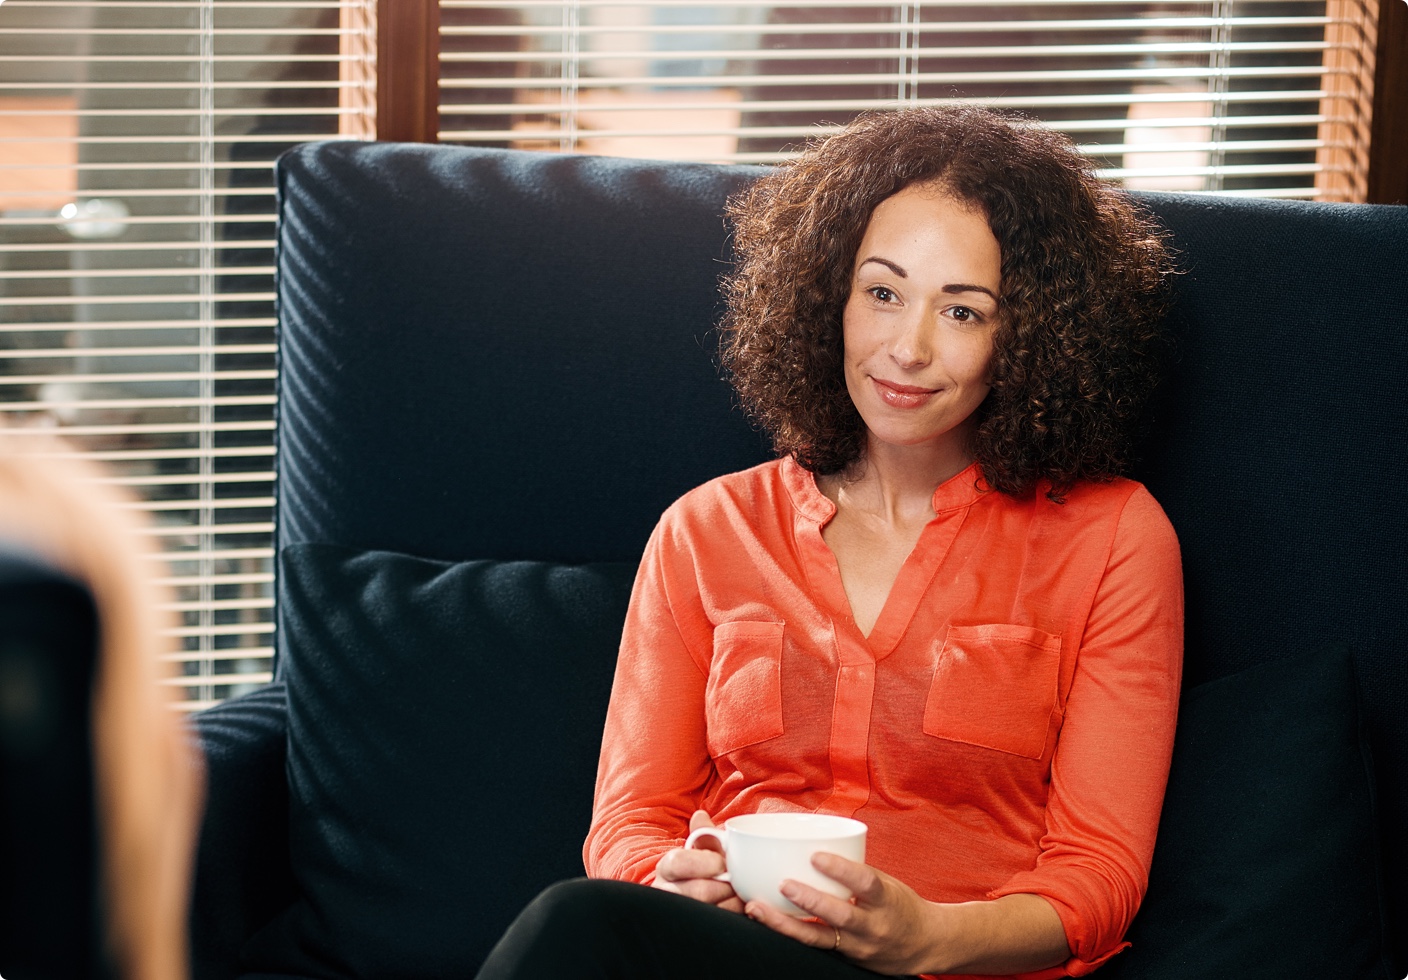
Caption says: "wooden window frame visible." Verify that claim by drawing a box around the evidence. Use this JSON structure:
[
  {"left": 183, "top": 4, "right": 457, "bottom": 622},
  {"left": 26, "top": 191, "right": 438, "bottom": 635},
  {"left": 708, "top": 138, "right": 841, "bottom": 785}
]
[
  {"left": 1369, "top": 0, "right": 1408, "bottom": 203},
  {"left": 377, "top": 0, "right": 440, "bottom": 143}
]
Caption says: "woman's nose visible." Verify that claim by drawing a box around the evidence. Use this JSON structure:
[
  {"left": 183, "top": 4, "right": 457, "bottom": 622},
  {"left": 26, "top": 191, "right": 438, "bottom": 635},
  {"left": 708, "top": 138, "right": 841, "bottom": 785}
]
[{"left": 888, "top": 315, "right": 932, "bottom": 368}]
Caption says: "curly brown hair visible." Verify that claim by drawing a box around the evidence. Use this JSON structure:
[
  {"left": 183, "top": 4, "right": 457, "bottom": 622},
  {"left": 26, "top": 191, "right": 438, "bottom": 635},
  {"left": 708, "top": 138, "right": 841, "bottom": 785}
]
[{"left": 720, "top": 105, "right": 1177, "bottom": 500}]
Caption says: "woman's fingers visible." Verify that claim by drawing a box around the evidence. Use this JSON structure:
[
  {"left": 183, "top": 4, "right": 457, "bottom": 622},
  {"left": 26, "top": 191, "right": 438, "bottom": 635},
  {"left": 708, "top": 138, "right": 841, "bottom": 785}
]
[
  {"left": 776, "top": 878, "right": 857, "bottom": 928},
  {"left": 688, "top": 809, "right": 716, "bottom": 832},
  {"left": 745, "top": 857, "right": 914, "bottom": 967},
  {"left": 655, "top": 845, "right": 726, "bottom": 882},
  {"left": 670, "top": 875, "right": 741, "bottom": 908},
  {"left": 654, "top": 862, "right": 743, "bottom": 912},
  {"left": 766, "top": 859, "right": 952, "bottom": 975},
  {"left": 744, "top": 856, "right": 866, "bottom": 957},
  {"left": 652, "top": 839, "right": 742, "bottom": 912},
  {"left": 811, "top": 852, "right": 885, "bottom": 905},
  {"left": 715, "top": 894, "right": 746, "bottom": 914},
  {"left": 763, "top": 852, "right": 877, "bottom": 930},
  {"left": 744, "top": 898, "right": 838, "bottom": 950}
]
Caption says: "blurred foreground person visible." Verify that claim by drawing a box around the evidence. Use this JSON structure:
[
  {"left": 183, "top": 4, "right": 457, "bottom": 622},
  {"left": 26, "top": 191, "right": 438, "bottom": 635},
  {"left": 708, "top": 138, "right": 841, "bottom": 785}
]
[{"left": 0, "top": 430, "right": 203, "bottom": 980}]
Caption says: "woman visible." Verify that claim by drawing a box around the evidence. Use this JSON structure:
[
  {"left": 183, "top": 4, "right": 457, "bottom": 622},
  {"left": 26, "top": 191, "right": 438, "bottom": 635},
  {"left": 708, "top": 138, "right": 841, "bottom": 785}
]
[{"left": 478, "top": 105, "right": 1182, "bottom": 979}]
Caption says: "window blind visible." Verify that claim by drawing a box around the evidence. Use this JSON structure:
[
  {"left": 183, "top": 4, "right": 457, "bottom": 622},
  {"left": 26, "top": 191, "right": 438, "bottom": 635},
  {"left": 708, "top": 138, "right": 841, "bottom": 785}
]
[
  {"left": 0, "top": 0, "right": 1381, "bottom": 711},
  {"left": 438, "top": 0, "right": 1379, "bottom": 199},
  {"left": 0, "top": 0, "right": 375, "bottom": 711}
]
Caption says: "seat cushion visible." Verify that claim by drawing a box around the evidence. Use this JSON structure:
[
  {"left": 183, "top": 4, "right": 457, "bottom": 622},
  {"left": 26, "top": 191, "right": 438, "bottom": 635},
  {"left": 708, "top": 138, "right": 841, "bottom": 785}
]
[
  {"left": 242, "top": 544, "right": 635, "bottom": 978},
  {"left": 1101, "top": 644, "right": 1394, "bottom": 980}
]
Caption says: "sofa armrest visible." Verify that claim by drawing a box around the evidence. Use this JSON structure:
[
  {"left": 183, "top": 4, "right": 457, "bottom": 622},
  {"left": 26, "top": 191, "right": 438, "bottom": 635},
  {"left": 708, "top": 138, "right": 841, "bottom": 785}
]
[{"left": 188, "top": 683, "right": 295, "bottom": 980}]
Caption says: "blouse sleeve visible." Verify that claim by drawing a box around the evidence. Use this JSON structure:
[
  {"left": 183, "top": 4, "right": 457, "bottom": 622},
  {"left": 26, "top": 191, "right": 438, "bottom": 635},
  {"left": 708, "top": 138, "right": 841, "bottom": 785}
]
[
  {"left": 989, "top": 485, "right": 1184, "bottom": 977},
  {"left": 583, "top": 512, "right": 715, "bottom": 884}
]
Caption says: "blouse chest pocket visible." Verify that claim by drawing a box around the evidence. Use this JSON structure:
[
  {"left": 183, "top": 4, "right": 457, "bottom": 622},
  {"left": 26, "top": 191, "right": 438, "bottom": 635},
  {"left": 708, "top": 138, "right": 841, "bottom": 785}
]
[
  {"left": 705, "top": 621, "right": 785, "bottom": 758},
  {"left": 922, "top": 624, "right": 1062, "bottom": 761}
]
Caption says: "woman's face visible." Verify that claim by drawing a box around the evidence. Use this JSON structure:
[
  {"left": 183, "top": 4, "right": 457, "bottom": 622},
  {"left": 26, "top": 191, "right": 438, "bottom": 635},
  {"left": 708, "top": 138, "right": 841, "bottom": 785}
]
[{"left": 841, "top": 182, "right": 1001, "bottom": 459}]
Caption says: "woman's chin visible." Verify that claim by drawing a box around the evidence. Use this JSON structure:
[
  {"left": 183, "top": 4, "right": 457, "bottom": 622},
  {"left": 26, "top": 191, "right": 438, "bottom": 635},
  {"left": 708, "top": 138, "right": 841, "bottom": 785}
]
[{"left": 862, "top": 427, "right": 972, "bottom": 461}]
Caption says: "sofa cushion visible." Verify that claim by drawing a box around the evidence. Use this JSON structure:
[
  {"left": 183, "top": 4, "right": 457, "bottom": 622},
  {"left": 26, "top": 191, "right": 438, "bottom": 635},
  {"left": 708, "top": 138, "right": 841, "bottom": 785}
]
[
  {"left": 241, "top": 544, "right": 635, "bottom": 978},
  {"left": 1102, "top": 644, "right": 1393, "bottom": 980}
]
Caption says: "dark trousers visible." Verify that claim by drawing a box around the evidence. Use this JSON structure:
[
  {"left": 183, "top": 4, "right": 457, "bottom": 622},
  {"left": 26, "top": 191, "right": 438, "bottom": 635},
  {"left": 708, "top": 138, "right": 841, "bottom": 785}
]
[{"left": 475, "top": 878, "right": 916, "bottom": 979}]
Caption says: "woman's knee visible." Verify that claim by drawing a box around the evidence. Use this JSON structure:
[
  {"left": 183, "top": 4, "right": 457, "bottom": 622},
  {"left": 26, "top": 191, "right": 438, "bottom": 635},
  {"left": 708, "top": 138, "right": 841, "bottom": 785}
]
[
  {"left": 518, "top": 878, "right": 623, "bottom": 936},
  {"left": 478, "top": 879, "right": 653, "bottom": 979}
]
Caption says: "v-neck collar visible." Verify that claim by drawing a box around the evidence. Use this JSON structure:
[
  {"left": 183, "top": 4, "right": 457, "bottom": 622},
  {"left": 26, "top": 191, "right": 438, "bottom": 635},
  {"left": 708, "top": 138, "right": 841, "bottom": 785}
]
[{"left": 780, "top": 455, "right": 990, "bottom": 657}]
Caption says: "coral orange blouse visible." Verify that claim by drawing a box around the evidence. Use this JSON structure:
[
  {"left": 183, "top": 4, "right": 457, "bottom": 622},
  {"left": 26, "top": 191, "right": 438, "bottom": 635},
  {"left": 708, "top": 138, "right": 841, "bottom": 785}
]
[{"left": 586, "top": 457, "right": 1183, "bottom": 978}]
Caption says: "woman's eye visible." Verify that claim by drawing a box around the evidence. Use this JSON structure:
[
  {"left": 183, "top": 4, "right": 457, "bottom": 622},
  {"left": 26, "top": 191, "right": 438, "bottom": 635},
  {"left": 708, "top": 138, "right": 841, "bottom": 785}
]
[
  {"left": 950, "top": 306, "right": 977, "bottom": 322},
  {"left": 868, "top": 286, "right": 896, "bottom": 303}
]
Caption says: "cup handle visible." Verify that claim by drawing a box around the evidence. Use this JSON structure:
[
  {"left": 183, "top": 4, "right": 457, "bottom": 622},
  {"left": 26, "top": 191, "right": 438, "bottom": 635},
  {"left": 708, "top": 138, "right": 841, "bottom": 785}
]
[
  {"left": 682, "top": 826, "right": 731, "bottom": 882},
  {"left": 683, "top": 826, "right": 727, "bottom": 852}
]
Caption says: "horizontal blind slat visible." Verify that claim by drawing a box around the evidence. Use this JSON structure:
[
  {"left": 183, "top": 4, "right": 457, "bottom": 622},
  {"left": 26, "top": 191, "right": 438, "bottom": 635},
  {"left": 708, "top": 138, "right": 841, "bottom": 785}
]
[
  {"left": 18, "top": 445, "right": 275, "bottom": 462},
  {"left": 0, "top": 216, "right": 276, "bottom": 228},
  {"left": 160, "top": 673, "right": 273, "bottom": 690},
  {"left": 2, "top": 396, "right": 275, "bottom": 411},
  {"left": 146, "top": 522, "right": 274, "bottom": 536},
  {"left": 0, "top": 245, "right": 278, "bottom": 256},
  {"left": 438, "top": 16, "right": 1333, "bottom": 38},
  {"left": 445, "top": 66, "right": 1328, "bottom": 90},
  {"left": 156, "top": 574, "right": 272, "bottom": 588},
  {"left": 161, "top": 651, "right": 274, "bottom": 666},
  {"left": 0, "top": 135, "right": 344, "bottom": 144},
  {"left": 440, "top": 0, "right": 1315, "bottom": 6},
  {"left": 123, "top": 495, "right": 276, "bottom": 510},
  {"left": 0, "top": 292, "right": 278, "bottom": 305},
  {"left": 0, "top": 323, "right": 275, "bottom": 335},
  {"left": 149, "top": 548, "right": 275, "bottom": 562},
  {"left": 442, "top": 41, "right": 1332, "bottom": 64},
  {"left": 0, "top": 345, "right": 276, "bottom": 359},
  {"left": 0, "top": 269, "right": 275, "bottom": 282},
  {"left": 12, "top": 1, "right": 342, "bottom": 7},
  {"left": 162, "top": 598, "right": 275, "bottom": 614}
]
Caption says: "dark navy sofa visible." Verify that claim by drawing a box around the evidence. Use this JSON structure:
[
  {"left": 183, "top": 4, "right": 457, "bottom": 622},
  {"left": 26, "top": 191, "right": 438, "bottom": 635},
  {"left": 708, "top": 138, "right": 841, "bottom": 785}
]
[{"left": 190, "top": 141, "right": 1408, "bottom": 980}]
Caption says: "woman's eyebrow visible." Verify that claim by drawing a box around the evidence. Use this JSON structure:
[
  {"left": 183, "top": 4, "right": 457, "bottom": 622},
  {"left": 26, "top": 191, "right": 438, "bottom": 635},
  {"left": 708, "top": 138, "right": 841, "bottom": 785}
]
[
  {"left": 858, "top": 256, "right": 907, "bottom": 277},
  {"left": 943, "top": 283, "right": 999, "bottom": 302}
]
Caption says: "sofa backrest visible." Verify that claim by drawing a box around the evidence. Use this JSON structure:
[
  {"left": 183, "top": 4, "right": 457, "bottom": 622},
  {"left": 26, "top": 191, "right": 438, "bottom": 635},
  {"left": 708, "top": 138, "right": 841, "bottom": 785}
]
[
  {"left": 274, "top": 142, "right": 771, "bottom": 563},
  {"left": 1126, "top": 191, "right": 1408, "bottom": 974},
  {"left": 274, "top": 141, "right": 1407, "bottom": 972}
]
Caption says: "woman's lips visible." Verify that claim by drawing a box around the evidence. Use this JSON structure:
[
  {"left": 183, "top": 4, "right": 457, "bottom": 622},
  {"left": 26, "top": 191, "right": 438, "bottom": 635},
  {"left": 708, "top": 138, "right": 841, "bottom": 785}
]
[{"left": 872, "top": 377, "right": 939, "bottom": 409}]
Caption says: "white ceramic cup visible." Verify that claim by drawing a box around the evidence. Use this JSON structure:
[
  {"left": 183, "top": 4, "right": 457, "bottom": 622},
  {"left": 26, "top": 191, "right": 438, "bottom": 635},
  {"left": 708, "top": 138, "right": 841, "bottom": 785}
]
[{"left": 683, "top": 813, "right": 867, "bottom": 916}]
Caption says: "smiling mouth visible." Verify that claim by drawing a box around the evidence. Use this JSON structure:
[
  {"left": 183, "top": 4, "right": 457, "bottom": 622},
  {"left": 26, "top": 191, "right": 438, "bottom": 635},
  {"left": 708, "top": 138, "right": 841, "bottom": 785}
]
[{"left": 872, "top": 377, "right": 939, "bottom": 408}]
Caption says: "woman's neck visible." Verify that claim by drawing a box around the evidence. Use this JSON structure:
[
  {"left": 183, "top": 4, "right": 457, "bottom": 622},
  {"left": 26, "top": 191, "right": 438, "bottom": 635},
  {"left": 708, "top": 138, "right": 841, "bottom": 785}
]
[{"left": 823, "top": 430, "right": 975, "bottom": 527}]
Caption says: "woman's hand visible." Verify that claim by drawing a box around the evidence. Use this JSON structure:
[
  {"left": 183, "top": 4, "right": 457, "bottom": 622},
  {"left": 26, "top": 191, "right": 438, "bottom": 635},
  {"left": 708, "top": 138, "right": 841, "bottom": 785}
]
[
  {"left": 650, "top": 810, "right": 744, "bottom": 914},
  {"left": 745, "top": 854, "right": 1070, "bottom": 977},
  {"left": 744, "top": 853, "right": 940, "bottom": 975}
]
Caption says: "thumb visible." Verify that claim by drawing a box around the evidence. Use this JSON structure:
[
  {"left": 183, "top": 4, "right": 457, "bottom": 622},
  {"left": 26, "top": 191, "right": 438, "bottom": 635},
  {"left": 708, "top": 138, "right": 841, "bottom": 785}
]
[{"left": 689, "top": 809, "right": 717, "bottom": 832}]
